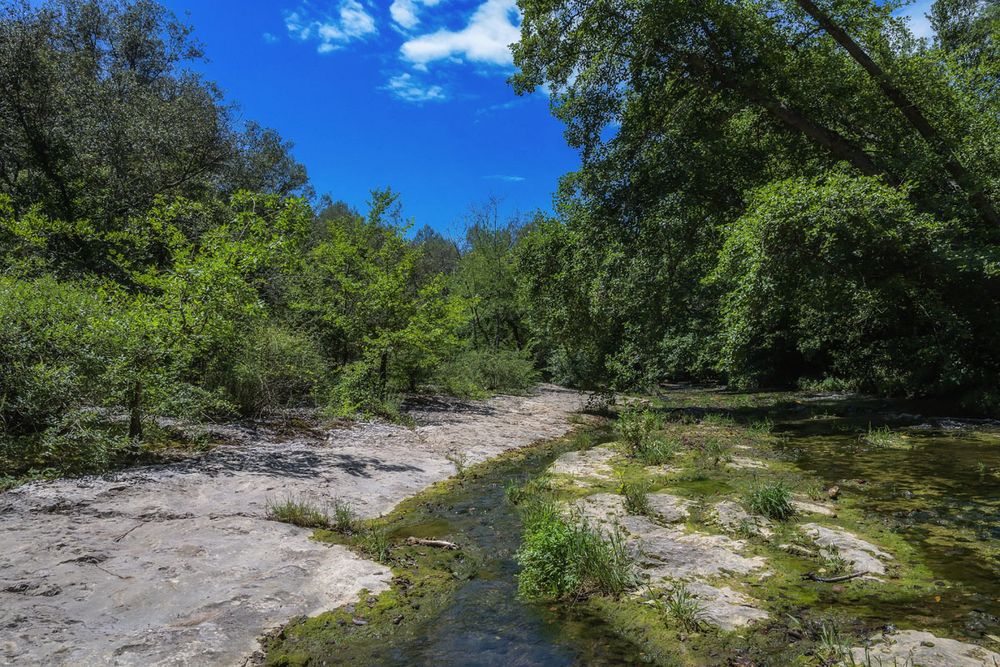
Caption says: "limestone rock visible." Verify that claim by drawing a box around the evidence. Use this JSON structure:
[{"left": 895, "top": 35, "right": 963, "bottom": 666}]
[
  {"left": 548, "top": 446, "right": 617, "bottom": 481},
  {"left": 850, "top": 630, "right": 1000, "bottom": 667},
  {"left": 712, "top": 500, "right": 773, "bottom": 538},
  {"left": 802, "top": 523, "right": 891, "bottom": 575}
]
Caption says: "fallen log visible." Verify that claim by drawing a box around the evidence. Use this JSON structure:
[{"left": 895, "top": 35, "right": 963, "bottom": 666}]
[
  {"left": 802, "top": 571, "right": 866, "bottom": 583},
  {"left": 405, "top": 537, "right": 459, "bottom": 550}
]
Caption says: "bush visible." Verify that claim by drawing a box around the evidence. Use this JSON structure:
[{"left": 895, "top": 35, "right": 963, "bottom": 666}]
[
  {"left": 436, "top": 348, "right": 539, "bottom": 396},
  {"left": 0, "top": 277, "right": 109, "bottom": 438},
  {"left": 223, "top": 325, "right": 326, "bottom": 416},
  {"left": 615, "top": 407, "right": 665, "bottom": 459},
  {"left": 516, "top": 501, "right": 638, "bottom": 601},
  {"left": 620, "top": 478, "right": 652, "bottom": 515},
  {"left": 326, "top": 361, "right": 403, "bottom": 421}
]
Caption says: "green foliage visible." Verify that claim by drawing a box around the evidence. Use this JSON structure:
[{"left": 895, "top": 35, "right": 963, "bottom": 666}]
[
  {"left": 742, "top": 481, "right": 796, "bottom": 521},
  {"left": 620, "top": 478, "right": 652, "bottom": 516},
  {"left": 516, "top": 501, "right": 638, "bottom": 601},
  {"left": 225, "top": 325, "right": 327, "bottom": 417},
  {"left": 435, "top": 348, "right": 539, "bottom": 397},
  {"left": 615, "top": 408, "right": 661, "bottom": 452},
  {"left": 325, "top": 361, "right": 404, "bottom": 422}
]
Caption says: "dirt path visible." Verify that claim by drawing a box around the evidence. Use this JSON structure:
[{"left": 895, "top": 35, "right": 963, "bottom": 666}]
[{"left": 0, "top": 386, "right": 582, "bottom": 667}]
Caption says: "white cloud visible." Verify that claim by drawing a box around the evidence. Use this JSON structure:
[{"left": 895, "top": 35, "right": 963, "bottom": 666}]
[
  {"left": 390, "top": 0, "right": 442, "bottom": 30},
  {"left": 897, "top": 0, "right": 935, "bottom": 39},
  {"left": 285, "top": 1, "right": 377, "bottom": 54},
  {"left": 485, "top": 174, "right": 525, "bottom": 182},
  {"left": 262, "top": 32, "right": 279, "bottom": 44},
  {"left": 382, "top": 73, "right": 448, "bottom": 102},
  {"left": 401, "top": 0, "right": 520, "bottom": 67}
]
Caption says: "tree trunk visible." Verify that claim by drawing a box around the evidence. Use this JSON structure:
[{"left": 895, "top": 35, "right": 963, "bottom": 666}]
[
  {"left": 128, "top": 380, "right": 143, "bottom": 441},
  {"left": 686, "top": 54, "right": 896, "bottom": 184},
  {"left": 378, "top": 351, "right": 389, "bottom": 398},
  {"left": 794, "top": 0, "right": 1000, "bottom": 226}
]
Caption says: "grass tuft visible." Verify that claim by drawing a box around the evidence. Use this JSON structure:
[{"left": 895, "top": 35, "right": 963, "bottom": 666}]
[
  {"left": 742, "top": 481, "right": 795, "bottom": 521},
  {"left": 266, "top": 495, "right": 330, "bottom": 528}
]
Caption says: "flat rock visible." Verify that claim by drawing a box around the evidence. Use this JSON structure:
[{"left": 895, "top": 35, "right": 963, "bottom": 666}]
[
  {"left": 727, "top": 457, "right": 768, "bottom": 470},
  {"left": 802, "top": 523, "right": 891, "bottom": 575},
  {"left": 630, "top": 519, "right": 767, "bottom": 581},
  {"left": 548, "top": 446, "right": 617, "bottom": 481},
  {"left": 570, "top": 496, "right": 767, "bottom": 580},
  {"left": 683, "top": 582, "right": 769, "bottom": 631},
  {"left": 646, "top": 493, "right": 692, "bottom": 523},
  {"left": 791, "top": 497, "right": 837, "bottom": 517},
  {"left": 712, "top": 500, "right": 773, "bottom": 538},
  {"left": 851, "top": 630, "right": 1000, "bottom": 666},
  {"left": 0, "top": 386, "right": 581, "bottom": 666}
]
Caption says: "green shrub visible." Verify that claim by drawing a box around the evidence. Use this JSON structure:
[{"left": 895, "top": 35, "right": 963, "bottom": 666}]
[
  {"left": 516, "top": 501, "right": 638, "bottom": 601},
  {"left": 742, "top": 481, "right": 795, "bottom": 521},
  {"left": 436, "top": 348, "right": 539, "bottom": 396},
  {"left": 615, "top": 407, "right": 662, "bottom": 453},
  {"left": 714, "top": 172, "right": 987, "bottom": 400},
  {"left": 620, "top": 478, "right": 652, "bottom": 516},
  {"left": 326, "top": 361, "right": 404, "bottom": 421},
  {"left": 224, "top": 325, "right": 326, "bottom": 416},
  {"left": 0, "top": 276, "right": 109, "bottom": 438}
]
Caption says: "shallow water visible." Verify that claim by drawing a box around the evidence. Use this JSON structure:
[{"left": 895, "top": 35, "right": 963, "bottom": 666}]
[
  {"left": 363, "top": 430, "right": 650, "bottom": 666},
  {"left": 776, "top": 411, "right": 1000, "bottom": 637}
]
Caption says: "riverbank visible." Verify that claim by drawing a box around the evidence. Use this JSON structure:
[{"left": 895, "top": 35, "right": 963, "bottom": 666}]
[{"left": 0, "top": 386, "right": 581, "bottom": 666}]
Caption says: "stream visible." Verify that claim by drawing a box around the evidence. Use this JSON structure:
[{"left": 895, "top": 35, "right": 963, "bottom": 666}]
[{"left": 342, "top": 428, "right": 650, "bottom": 666}]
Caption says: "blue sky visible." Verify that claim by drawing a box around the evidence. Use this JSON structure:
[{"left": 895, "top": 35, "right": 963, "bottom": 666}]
[
  {"left": 159, "top": 0, "right": 578, "bottom": 235},
  {"left": 159, "top": 0, "right": 936, "bottom": 234}
]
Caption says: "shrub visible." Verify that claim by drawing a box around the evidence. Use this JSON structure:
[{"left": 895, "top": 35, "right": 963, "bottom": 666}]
[
  {"left": 615, "top": 407, "right": 662, "bottom": 454},
  {"left": 224, "top": 325, "right": 326, "bottom": 416},
  {"left": 0, "top": 277, "right": 109, "bottom": 438},
  {"left": 326, "top": 361, "right": 404, "bottom": 421},
  {"left": 516, "top": 501, "right": 638, "bottom": 601},
  {"left": 742, "top": 481, "right": 795, "bottom": 521},
  {"left": 635, "top": 436, "right": 680, "bottom": 466},
  {"left": 620, "top": 478, "right": 652, "bottom": 516},
  {"left": 436, "top": 348, "right": 539, "bottom": 396},
  {"left": 714, "top": 172, "right": 988, "bottom": 401}
]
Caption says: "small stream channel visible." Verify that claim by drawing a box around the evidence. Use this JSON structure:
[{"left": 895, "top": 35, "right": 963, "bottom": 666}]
[{"left": 347, "top": 428, "right": 650, "bottom": 666}]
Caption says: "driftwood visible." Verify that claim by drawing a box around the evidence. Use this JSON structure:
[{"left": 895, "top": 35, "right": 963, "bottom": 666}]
[
  {"left": 405, "top": 537, "right": 459, "bottom": 550},
  {"left": 802, "top": 571, "right": 866, "bottom": 583}
]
